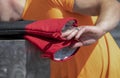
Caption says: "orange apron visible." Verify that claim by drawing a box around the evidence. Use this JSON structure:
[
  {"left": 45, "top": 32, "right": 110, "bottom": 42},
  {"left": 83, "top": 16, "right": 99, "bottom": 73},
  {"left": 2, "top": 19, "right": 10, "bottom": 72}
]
[{"left": 22, "top": 0, "right": 120, "bottom": 78}]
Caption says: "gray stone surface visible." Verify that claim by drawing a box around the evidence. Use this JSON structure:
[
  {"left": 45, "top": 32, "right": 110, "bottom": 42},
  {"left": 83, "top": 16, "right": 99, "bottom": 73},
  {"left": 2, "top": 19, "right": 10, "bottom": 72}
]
[
  {"left": 0, "top": 22, "right": 119, "bottom": 78},
  {"left": 110, "top": 22, "right": 120, "bottom": 47},
  {"left": 26, "top": 41, "right": 50, "bottom": 78},
  {"left": 0, "top": 40, "right": 50, "bottom": 78}
]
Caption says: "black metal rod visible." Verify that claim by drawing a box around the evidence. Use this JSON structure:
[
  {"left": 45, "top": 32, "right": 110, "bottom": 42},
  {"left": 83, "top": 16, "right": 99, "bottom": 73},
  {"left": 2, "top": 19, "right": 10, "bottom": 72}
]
[{"left": 0, "top": 20, "right": 33, "bottom": 39}]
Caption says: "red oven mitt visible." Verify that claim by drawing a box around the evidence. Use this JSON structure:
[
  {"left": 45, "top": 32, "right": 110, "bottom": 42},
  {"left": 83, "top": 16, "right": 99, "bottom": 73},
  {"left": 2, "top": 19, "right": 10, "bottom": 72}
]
[{"left": 24, "top": 18, "right": 79, "bottom": 61}]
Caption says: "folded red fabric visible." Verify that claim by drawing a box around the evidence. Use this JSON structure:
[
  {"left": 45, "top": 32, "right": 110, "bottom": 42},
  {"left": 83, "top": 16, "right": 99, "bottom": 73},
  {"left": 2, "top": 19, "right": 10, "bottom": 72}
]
[
  {"left": 25, "top": 18, "right": 77, "bottom": 40},
  {"left": 24, "top": 18, "right": 79, "bottom": 61}
]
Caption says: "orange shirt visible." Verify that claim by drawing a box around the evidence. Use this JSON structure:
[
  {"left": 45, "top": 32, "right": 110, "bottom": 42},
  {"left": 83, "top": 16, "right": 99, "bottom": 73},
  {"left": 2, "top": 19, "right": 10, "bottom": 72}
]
[
  {"left": 22, "top": 0, "right": 120, "bottom": 78},
  {"left": 22, "top": 0, "right": 93, "bottom": 25}
]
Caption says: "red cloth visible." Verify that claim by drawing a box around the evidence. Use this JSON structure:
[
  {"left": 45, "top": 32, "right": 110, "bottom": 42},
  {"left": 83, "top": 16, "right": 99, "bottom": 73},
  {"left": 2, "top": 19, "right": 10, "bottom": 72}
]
[
  {"left": 24, "top": 18, "right": 78, "bottom": 61},
  {"left": 25, "top": 18, "right": 77, "bottom": 40}
]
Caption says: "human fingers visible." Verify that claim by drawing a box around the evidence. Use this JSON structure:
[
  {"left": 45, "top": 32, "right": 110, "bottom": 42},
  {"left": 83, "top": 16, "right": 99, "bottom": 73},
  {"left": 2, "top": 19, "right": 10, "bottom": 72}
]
[
  {"left": 71, "top": 38, "right": 96, "bottom": 48},
  {"left": 71, "top": 41, "right": 83, "bottom": 48},
  {"left": 61, "top": 27, "right": 79, "bottom": 39},
  {"left": 80, "top": 38, "right": 96, "bottom": 46},
  {"left": 65, "top": 27, "right": 80, "bottom": 40},
  {"left": 61, "top": 28, "right": 75, "bottom": 38},
  {"left": 75, "top": 26, "right": 86, "bottom": 41}
]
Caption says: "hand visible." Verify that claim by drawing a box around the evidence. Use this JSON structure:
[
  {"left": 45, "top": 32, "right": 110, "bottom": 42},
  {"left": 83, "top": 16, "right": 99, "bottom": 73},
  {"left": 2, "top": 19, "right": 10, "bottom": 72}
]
[{"left": 61, "top": 26, "right": 106, "bottom": 48}]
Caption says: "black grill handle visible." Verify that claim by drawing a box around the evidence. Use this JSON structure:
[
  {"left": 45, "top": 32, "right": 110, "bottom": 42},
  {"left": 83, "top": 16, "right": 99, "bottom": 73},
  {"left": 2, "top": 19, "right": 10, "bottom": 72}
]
[{"left": 0, "top": 20, "right": 34, "bottom": 39}]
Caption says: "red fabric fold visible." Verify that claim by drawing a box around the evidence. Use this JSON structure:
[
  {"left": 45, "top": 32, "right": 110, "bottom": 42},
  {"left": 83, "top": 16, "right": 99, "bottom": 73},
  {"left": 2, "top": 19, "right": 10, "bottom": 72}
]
[
  {"left": 24, "top": 18, "right": 78, "bottom": 61},
  {"left": 25, "top": 17, "right": 77, "bottom": 40}
]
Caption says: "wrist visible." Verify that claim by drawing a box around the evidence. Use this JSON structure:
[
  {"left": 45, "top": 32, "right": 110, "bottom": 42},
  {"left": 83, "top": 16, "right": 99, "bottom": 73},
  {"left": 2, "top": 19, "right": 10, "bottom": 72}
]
[
  {"left": 95, "top": 21, "right": 114, "bottom": 33},
  {"left": 95, "top": 24, "right": 107, "bottom": 36}
]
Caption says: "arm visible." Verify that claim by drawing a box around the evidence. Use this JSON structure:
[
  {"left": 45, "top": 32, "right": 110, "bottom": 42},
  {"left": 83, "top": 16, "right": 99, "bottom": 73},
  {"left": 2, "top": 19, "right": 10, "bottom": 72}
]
[
  {"left": 61, "top": 0, "right": 120, "bottom": 47},
  {"left": 95, "top": 0, "right": 120, "bottom": 32},
  {"left": 73, "top": 0, "right": 120, "bottom": 32}
]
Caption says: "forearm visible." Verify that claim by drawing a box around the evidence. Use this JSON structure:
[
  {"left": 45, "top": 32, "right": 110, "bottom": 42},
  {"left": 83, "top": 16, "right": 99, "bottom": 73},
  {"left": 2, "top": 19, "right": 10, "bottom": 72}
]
[{"left": 96, "top": 0, "right": 120, "bottom": 33}]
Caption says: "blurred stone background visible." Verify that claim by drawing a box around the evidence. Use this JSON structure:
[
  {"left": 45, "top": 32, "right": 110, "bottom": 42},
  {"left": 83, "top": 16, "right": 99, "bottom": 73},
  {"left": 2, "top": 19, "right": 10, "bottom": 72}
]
[
  {"left": 110, "top": 22, "right": 120, "bottom": 47},
  {"left": 0, "top": 40, "right": 50, "bottom": 78},
  {"left": 0, "top": 22, "right": 119, "bottom": 78},
  {"left": 0, "top": 15, "right": 119, "bottom": 78}
]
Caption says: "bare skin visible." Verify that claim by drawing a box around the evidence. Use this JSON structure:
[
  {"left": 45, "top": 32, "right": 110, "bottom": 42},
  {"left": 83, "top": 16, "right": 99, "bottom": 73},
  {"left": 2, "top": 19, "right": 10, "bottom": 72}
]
[
  {"left": 61, "top": 0, "right": 120, "bottom": 48},
  {"left": 0, "top": 0, "right": 120, "bottom": 48},
  {"left": 0, "top": 0, "right": 26, "bottom": 21}
]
